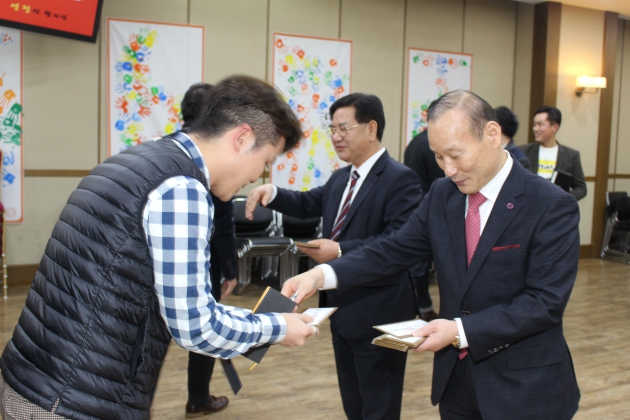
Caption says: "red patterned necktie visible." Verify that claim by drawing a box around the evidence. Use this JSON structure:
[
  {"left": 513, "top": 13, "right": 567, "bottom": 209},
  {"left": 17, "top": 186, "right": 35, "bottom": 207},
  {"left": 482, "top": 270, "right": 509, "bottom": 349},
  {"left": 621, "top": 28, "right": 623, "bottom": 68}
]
[
  {"left": 465, "top": 192, "right": 487, "bottom": 267},
  {"left": 460, "top": 191, "right": 486, "bottom": 360},
  {"left": 330, "top": 171, "right": 360, "bottom": 241}
]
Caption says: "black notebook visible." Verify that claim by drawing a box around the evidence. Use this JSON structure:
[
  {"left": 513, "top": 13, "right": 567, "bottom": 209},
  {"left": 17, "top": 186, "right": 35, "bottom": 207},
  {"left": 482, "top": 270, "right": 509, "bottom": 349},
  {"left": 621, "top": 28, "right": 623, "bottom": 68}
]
[
  {"left": 551, "top": 169, "right": 572, "bottom": 192},
  {"left": 242, "top": 287, "right": 297, "bottom": 365}
]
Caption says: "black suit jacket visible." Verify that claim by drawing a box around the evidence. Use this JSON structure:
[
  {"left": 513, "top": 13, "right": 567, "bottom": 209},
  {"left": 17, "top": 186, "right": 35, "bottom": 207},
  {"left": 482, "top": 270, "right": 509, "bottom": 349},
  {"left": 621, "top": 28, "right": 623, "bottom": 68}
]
[
  {"left": 519, "top": 141, "right": 587, "bottom": 200},
  {"left": 209, "top": 193, "right": 238, "bottom": 300},
  {"left": 268, "top": 150, "right": 422, "bottom": 338},
  {"left": 505, "top": 139, "right": 531, "bottom": 171},
  {"left": 329, "top": 162, "right": 580, "bottom": 419},
  {"left": 404, "top": 130, "right": 445, "bottom": 195}
]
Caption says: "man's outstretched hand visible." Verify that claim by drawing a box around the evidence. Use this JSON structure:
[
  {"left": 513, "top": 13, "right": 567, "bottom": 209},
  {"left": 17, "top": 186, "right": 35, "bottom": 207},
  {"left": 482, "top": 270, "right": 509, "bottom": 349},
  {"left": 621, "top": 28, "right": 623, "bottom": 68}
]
[{"left": 280, "top": 267, "right": 326, "bottom": 304}]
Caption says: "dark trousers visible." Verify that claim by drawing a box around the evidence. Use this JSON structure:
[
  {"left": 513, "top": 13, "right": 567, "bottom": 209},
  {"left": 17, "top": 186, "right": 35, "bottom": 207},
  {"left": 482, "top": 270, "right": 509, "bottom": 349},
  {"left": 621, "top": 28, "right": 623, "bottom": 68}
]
[
  {"left": 410, "top": 258, "right": 434, "bottom": 312},
  {"left": 439, "top": 356, "right": 482, "bottom": 420},
  {"left": 148, "top": 337, "right": 218, "bottom": 407},
  {"left": 331, "top": 323, "right": 407, "bottom": 420},
  {"left": 187, "top": 352, "right": 216, "bottom": 406}
]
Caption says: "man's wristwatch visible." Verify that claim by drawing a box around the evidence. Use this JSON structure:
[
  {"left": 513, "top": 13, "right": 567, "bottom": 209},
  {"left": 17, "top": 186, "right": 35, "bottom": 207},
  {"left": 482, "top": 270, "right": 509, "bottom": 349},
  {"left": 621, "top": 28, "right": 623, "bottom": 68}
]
[
  {"left": 452, "top": 335, "right": 461, "bottom": 349},
  {"left": 337, "top": 245, "right": 342, "bottom": 259}
]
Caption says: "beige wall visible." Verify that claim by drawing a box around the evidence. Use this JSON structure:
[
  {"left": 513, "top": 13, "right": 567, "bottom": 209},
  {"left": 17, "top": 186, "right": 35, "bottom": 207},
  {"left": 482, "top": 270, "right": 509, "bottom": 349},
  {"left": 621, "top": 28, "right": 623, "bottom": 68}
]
[
  {"left": 555, "top": 5, "right": 605, "bottom": 245},
  {"left": 512, "top": 2, "right": 535, "bottom": 146},
  {"left": 611, "top": 19, "right": 630, "bottom": 191},
  {"left": 556, "top": 5, "right": 604, "bottom": 178},
  {"left": 12, "top": 0, "right": 625, "bottom": 267}
]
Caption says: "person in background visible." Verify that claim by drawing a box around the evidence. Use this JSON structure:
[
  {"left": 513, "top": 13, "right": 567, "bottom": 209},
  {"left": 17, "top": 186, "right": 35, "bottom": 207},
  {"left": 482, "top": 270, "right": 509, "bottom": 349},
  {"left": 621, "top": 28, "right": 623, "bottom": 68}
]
[
  {"left": 283, "top": 90, "right": 581, "bottom": 420},
  {"left": 403, "top": 99, "right": 443, "bottom": 322},
  {"left": 404, "top": 100, "right": 445, "bottom": 195},
  {"left": 0, "top": 76, "right": 316, "bottom": 420},
  {"left": 519, "top": 105, "right": 587, "bottom": 200},
  {"left": 179, "top": 83, "right": 238, "bottom": 417},
  {"left": 494, "top": 106, "right": 531, "bottom": 171},
  {"left": 246, "top": 93, "right": 422, "bottom": 420}
]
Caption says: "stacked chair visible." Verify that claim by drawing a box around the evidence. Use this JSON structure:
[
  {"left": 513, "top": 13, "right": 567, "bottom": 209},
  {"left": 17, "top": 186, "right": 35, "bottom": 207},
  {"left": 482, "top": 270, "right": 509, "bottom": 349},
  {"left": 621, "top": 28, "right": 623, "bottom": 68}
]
[
  {"left": 601, "top": 191, "right": 630, "bottom": 264},
  {"left": 279, "top": 214, "right": 322, "bottom": 279},
  {"left": 232, "top": 196, "right": 294, "bottom": 294}
]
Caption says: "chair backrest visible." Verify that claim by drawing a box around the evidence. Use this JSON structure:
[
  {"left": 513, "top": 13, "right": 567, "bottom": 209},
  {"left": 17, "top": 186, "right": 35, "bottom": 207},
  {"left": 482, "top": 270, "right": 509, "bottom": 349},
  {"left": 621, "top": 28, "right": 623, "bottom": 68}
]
[
  {"left": 281, "top": 214, "right": 321, "bottom": 238},
  {"left": 232, "top": 196, "right": 274, "bottom": 237},
  {"left": 616, "top": 196, "right": 630, "bottom": 221},
  {"left": 607, "top": 191, "right": 627, "bottom": 207},
  {"left": 606, "top": 191, "right": 627, "bottom": 218}
]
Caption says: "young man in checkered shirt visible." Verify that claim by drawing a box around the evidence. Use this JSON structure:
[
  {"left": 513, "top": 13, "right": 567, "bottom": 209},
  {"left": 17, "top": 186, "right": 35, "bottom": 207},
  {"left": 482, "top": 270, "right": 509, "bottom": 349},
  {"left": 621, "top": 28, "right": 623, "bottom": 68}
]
[{"left": 0, "top": 76, "right": 315, "bottom": 420}]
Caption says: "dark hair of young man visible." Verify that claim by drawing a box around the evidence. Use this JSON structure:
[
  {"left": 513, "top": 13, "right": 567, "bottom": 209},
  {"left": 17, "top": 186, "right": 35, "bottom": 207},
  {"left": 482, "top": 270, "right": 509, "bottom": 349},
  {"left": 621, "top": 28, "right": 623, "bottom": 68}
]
[
  {"left": 534, "top": 105, "right": 562, "bottom": 127},
  {"left": 427, "top": 90, "right": 498, "bottom": 141},
  {"left": 181, "top": 83, "right": 214, "bottom": 128},
  {"left": 329, "top": 93, "right": 386, "bottom": 141},
  {"left": 494, "top": 106, "right": 519, "bottom": 139},
  {"left": 189, "top": 75, "right": 302, "bottom": 153}
]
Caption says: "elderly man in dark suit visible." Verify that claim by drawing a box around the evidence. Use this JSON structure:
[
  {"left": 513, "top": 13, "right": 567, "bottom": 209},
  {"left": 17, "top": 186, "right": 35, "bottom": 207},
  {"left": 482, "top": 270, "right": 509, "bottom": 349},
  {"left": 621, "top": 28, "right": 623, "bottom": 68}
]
[
  {"left": 246, "top": 93, "right": 422, "bottom": 420},
  {"left": 282, "top": 90, "right": 581, "bottom": 420},
  {"left": 519, "top": 105, "right": 586, "bottom": 200}
]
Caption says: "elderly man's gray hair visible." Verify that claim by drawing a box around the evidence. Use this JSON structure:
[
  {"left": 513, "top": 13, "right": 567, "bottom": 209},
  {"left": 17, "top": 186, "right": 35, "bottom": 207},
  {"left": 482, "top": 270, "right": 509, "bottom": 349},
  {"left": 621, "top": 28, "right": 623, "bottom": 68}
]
[{"left": 427, "top": 90, "right": 498, "bottom": 141}]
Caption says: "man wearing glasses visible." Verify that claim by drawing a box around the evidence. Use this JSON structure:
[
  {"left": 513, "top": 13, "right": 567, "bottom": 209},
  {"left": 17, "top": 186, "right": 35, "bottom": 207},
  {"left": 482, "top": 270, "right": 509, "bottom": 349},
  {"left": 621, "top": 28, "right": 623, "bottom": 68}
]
[{"left": 246, "top": 93, "right": 422, "bottom": 419}]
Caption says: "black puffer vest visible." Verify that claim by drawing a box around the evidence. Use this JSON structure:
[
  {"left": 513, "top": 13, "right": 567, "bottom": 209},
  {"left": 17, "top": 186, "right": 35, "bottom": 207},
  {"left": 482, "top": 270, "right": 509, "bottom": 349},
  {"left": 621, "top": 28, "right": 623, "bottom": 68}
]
[{"left": 0, "top": 138, "right": 208, "bottom": 419}]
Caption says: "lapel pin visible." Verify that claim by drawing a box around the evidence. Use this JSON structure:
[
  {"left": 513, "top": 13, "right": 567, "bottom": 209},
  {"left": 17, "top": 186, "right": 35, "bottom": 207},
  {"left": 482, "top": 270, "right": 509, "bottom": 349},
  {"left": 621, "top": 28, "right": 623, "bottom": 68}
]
[{"left": 507, "top": 203, "right": 514, "bottom": 210}]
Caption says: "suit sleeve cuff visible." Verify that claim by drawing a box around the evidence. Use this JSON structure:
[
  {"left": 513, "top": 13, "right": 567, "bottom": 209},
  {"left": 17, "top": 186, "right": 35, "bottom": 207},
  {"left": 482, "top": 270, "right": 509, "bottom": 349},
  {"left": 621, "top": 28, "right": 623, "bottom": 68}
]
[
  {"left": 269, "top": 185, "right": 278, "bottom": 202},
  {"left": 455, "top": 318, "right": 469, "bottom": 349},
  {"left": 317, "top": 264, "right": 338, "bottom": 290}
]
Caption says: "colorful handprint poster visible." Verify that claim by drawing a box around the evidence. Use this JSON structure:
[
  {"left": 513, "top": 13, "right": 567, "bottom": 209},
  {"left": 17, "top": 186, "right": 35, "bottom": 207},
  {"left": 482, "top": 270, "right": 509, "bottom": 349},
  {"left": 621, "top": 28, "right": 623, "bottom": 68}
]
[
  {"left": 271, "top": 33, "right": 352, "bottom": 191},
  {"left": 0, "top": 27, "right": 24, "bottom": 223},
  {"left": 107, "top": 18, "right": 203, "bottom": 157},
  {"left": 405, "top": 48, "right": 472, "bottom": 145}
]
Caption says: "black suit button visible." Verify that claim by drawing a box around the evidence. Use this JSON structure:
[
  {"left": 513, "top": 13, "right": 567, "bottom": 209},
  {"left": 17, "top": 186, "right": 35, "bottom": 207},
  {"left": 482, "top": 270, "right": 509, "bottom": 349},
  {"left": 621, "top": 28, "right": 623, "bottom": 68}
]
[
  {"left": 505, "top": 344, "right": 510, "bottom": 348},
  {"left": 487, "top": 350, "right": 492, "bottom": 354},
  {"left": 462, "top": 310, "right": 471, "bottom": 315}
]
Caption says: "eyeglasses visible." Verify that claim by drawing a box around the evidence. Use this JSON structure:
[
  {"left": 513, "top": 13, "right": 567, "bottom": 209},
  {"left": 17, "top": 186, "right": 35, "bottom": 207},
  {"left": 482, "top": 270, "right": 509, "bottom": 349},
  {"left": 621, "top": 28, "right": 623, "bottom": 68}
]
[{"left": 328, "top": 123, "right": 366, "bottom": 138}]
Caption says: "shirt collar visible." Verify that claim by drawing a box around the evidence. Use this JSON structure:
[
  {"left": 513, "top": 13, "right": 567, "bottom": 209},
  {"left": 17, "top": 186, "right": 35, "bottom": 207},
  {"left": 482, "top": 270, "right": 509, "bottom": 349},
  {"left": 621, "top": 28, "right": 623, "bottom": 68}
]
[
  {"left": 352, "top": 147, "right": 386, "bottom": 179},
  {"left": 167, "top": 132, "right": 211, "bottom": 187},
  {"left": 478, "top": 150, "right": 513, "bottom": 203}
]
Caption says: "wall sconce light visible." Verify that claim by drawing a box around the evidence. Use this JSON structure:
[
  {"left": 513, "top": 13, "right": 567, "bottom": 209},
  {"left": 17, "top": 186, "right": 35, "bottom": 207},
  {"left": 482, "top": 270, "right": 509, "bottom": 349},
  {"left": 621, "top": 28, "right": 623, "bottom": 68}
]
[{"left": 575, "top": 76, "right": 606, "bottom": 97}]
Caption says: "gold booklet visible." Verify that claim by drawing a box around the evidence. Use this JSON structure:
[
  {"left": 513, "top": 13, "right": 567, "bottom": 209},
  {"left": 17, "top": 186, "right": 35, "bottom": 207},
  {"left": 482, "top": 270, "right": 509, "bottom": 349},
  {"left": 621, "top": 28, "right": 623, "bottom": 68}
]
[{"left": 372, "top": 319, "right": 428, "bottom": 352}]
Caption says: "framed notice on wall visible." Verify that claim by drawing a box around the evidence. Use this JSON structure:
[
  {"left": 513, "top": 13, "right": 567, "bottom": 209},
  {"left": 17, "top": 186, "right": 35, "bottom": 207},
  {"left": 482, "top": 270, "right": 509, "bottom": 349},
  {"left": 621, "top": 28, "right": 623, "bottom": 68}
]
[
  {"left": 107, "top": 18, "right": 204, "bottom": 157},
  {"left": 405, "top": 48, "right": 472, "bottom": 145},
  {"left": 0, "top": 27, "right": 24, "bottom": 223},
  {"left": 271, "top": 33, "right": 352, "bottom": 191},
  {"left": 0, "top": 0, "right": 103, "bottom": 43}
]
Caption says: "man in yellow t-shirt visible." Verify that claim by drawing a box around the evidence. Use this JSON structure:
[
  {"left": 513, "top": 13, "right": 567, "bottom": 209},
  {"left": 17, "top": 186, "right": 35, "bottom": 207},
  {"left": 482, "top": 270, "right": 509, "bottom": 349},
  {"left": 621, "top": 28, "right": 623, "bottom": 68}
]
[{"left": 518, "top": 106, "right": 587, "bottom": 201}]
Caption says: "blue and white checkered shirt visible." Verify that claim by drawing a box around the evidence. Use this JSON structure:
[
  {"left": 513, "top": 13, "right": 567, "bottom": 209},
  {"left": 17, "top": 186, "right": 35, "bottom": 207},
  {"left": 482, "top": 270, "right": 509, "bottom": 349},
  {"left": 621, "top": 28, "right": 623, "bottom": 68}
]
[{"left": 142, "top": 133, "right": 287, "bottom": 358}]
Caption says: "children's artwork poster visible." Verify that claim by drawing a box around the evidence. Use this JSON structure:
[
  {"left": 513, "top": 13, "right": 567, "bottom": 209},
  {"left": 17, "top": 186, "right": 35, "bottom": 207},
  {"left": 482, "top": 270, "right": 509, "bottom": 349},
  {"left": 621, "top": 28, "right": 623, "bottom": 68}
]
[
  {"left": 107, "top": 18, "right": 203, "bottom": 157},
  {"left": 405, "top": 48, "right": 472, "bottom": 145},
  {"left": 271, "top": 33, "right": 352, "bottom": 191},
  {"left": 0, "top": 27, "right": 24, "bottom": 223}
]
